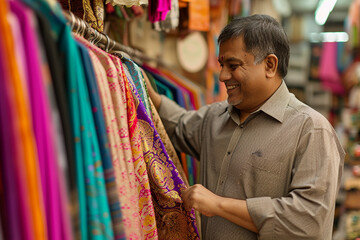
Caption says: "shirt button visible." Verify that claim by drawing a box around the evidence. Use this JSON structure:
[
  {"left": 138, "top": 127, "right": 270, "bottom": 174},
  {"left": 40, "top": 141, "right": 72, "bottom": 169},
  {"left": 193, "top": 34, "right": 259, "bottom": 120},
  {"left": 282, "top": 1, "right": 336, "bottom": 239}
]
[
  {"left": 227, "top": 151, "right": 231, "bottom": 155},
  {"left": 220, "top": 180, "right": 224, "bottom": 185},
  {"left": 240, "top": 124, "right": 244, "bottom": 128}
]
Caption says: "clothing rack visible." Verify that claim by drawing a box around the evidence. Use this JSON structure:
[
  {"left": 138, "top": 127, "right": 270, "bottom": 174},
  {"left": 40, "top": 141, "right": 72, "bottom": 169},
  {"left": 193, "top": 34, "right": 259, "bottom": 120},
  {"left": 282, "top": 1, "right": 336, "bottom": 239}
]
[{"left": 63, "top": 11, "right": 158, "bottom": 63}]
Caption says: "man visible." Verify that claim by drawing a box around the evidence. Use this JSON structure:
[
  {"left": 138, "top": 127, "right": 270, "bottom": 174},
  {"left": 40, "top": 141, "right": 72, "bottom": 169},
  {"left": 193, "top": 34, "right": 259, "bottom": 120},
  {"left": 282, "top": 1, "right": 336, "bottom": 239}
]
[{"left": 145, "top": 14, "right": 345, "bottom": 239}]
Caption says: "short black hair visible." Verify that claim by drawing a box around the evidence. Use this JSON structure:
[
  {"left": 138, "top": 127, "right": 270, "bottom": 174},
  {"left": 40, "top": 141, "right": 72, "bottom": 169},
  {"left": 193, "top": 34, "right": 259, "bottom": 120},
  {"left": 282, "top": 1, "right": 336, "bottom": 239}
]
[{"left": 218, "top": 14, "right": 290, "bottom": 78}]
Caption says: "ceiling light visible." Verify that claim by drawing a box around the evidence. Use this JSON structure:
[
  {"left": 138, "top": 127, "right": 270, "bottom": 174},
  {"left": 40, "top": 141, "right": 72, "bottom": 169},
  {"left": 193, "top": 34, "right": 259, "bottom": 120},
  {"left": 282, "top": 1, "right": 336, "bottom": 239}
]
[
  {"left": 315, "top": 0, "right": 338, "bottom": 25},
  {"left": 309, "top": 32, "right": 349, "bottom": 42}
]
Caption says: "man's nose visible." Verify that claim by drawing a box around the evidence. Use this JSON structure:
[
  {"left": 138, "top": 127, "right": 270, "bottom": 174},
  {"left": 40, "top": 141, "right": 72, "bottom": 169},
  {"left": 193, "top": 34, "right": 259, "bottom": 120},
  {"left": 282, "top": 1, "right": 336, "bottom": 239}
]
[{"left": 219, "top": 68, "right": 231, "bottom": 82}]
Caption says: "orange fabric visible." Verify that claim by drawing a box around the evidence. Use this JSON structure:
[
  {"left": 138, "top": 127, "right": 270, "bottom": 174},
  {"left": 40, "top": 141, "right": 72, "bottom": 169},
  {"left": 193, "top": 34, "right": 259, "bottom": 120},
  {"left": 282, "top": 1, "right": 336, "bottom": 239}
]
[
  {"left": 0, "top": 1, "right": 47, "bottom": 239},
  {"left": 188, "top": 0, "right": 210, "bottom": 31}
]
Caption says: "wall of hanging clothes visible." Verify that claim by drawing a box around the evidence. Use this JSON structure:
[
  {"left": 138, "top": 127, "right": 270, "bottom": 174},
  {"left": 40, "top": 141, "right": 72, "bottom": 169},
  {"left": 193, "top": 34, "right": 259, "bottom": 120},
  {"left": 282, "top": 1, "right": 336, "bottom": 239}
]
[{"left": 0, "top": 0, "right": 203, "bottom": 239}]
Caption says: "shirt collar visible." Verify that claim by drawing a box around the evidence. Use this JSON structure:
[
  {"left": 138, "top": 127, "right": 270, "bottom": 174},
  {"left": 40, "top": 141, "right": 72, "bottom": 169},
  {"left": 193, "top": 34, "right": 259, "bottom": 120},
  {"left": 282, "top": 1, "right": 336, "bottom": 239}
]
[
  {"left": 221, "top": 81, "right": 290, "bottom": 123},
  {"left": 258, "top": 80, "right": 290, "bottom": 123}
]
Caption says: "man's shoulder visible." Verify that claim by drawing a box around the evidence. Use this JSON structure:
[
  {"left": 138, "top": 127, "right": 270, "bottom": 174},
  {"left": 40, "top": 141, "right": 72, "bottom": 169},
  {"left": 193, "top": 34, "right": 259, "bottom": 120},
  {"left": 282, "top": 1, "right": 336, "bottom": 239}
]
[
  {"left": 287, "top": 95, "right": 333, "bottom": 130},
  {"left": 200, "top": 101, "right": 229, "bottom": 115}
]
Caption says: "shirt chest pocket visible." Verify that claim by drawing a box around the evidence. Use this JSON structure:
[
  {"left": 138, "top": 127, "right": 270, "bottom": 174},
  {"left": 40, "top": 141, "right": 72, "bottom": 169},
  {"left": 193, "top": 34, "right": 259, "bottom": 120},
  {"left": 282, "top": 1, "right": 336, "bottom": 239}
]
[
  {"left": 241, "top": 154, "right": 285, "bottom": 197},
  {"left": 246, "top": 153, "right": 282, "bottom": 174}
]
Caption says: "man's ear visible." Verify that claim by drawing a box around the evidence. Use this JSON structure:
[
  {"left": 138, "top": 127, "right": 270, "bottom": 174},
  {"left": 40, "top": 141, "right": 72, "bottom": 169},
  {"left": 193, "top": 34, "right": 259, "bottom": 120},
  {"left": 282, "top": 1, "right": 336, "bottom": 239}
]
[{"left": 264, "top": 54, "right": 278, "bottom": 78}]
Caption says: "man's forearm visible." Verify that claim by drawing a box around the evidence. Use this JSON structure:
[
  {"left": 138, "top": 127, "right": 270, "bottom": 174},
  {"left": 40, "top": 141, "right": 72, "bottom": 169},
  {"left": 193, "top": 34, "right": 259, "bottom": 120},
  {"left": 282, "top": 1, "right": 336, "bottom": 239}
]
[
  {"left": 216, "top": 198, "right": 258, "bottom": 233},
  {"left": 182, "top": 184, "right": 258, "bottom": 233}
]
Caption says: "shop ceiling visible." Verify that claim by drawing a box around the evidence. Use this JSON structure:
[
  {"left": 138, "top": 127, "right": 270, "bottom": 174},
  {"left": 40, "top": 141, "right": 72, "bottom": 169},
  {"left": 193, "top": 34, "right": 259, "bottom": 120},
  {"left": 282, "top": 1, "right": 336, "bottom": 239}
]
[{"left": 288, "top": 0, "right": 352, "bottom": 30}]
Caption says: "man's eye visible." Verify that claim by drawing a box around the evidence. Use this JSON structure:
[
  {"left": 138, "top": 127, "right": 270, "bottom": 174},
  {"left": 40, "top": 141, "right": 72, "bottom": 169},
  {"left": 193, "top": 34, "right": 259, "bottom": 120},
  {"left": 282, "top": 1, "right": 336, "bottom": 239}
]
[{"left": 230, "top": 64, "right": 239, "bottom": 70}]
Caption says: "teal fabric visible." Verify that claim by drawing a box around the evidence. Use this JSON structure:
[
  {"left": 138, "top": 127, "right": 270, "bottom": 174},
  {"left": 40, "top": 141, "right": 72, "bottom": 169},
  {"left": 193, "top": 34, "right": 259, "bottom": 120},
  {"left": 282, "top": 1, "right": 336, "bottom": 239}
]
[
  {"left": 78, "top": 42, "right": 126, "bottom": 240},
  {"left": 63, "top": 30, "right": 114, "bottom": 240},
  {"left": 122, "top": 57, "right": 152, "bottom": 117},
  {"left": 155, "top": 81, "right": 174, "bottom": 99}
]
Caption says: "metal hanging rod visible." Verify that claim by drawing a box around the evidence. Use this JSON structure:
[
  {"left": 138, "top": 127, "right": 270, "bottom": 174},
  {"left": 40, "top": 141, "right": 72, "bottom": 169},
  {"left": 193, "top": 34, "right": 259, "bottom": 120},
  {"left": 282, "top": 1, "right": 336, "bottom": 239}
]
[{"left": 62, "top": 11, "right": 158, "bottom": 63}]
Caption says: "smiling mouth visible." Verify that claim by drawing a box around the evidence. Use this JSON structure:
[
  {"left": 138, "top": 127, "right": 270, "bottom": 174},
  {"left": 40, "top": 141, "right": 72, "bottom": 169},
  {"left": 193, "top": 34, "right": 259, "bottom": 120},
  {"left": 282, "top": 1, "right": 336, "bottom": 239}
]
[{"left": 226, "top": 85, "right": 240, "bottom": 90}]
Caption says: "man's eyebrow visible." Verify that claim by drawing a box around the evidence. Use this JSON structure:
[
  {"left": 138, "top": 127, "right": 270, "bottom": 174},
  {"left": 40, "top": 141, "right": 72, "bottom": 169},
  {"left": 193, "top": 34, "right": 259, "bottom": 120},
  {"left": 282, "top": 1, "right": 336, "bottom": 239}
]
[{"left": 218, "top": 57, "right": 242, "bottom": 63}]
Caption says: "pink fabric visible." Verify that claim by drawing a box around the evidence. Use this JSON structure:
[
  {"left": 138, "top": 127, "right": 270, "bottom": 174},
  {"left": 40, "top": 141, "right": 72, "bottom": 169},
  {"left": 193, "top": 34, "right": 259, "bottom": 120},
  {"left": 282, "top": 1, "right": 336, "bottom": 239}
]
[
  {"left": 319, "top": 42, "right": 346, "bottom": 95},
  {"left": 148, "top": 0, "right": 171, "bottom": 23},
  {"left": 87, "top": 48, "right": 142, "bottom": 239},
  {"left": 110, "top": 55, "right": 158, "bottom": 239},
  {"left": 10, "top": 2, "right": 70, "bottom": 240}
]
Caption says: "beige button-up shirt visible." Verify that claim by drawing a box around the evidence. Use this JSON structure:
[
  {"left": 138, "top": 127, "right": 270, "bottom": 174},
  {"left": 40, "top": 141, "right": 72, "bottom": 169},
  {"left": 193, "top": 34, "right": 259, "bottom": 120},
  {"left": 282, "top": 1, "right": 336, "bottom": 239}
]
[{"left": 158, "top": 82, "right": 345, "bottom": 240}]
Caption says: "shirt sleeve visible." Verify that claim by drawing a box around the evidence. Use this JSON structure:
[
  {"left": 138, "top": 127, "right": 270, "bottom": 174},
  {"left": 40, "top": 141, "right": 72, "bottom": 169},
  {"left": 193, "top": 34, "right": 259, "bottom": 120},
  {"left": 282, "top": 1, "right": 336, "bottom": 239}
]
[
  {"left": 246, "top": 128, "right": 345, "bottom": 239},
  {"left": 158, "top": 95, "right": 209, "bottom": 159}
]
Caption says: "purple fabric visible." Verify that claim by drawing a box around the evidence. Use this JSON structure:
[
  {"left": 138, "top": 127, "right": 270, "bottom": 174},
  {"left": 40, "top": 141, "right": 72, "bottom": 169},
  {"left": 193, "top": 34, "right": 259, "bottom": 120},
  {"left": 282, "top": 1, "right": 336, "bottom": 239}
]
[
  {"left": 0, "top": 12, "right": 35, "bottom": 240},
  {"left": 10, "top": 2, "right": 67, "bottom": 239},
  {"left": 125, "top": 68, "right": 200, "bottom": 239},
  {"left": 0, "top": 36, "right": 30, "bottom": 240}
]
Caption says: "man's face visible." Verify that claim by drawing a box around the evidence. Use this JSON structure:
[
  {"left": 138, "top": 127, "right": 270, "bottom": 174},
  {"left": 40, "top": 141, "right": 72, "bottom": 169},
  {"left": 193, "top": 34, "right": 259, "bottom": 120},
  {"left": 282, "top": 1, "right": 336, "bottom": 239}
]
[{"left": 218, "top": 37, "right": 272, "bottom": 112}]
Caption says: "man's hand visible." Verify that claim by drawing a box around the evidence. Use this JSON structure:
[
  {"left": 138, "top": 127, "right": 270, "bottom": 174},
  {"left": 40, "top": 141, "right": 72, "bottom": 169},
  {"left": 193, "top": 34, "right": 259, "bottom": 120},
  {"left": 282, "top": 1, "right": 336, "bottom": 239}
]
[
  {"left": 182, "top": 184, "right": 223, "bottom": 217},
  {"left": 182, "top": 184, "right": 258, "bottom": 233}
]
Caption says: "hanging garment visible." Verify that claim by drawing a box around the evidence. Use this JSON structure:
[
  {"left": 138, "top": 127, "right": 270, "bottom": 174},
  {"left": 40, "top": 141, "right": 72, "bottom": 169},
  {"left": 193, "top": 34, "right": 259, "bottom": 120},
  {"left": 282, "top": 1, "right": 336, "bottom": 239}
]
[
  {"left": 153, "top": 0, "right": 179, "bottom": 32},
  {"left": 148, "top": 0, "right": 171, "bottom": 23},
  {"left": 336, "top": 41, "right": 353, "bottom": 73},
  {"left": 141, "top": 65, "right": 199, "bottom": 185},
  {"left": 148, "top": 99, "right": 190, "bottom": 187},
  {"left": 85, "top": 40, "right": 144, "bottom": 240},
  {"left": 122, "top": 57, "right": 152, "bottom": 117},
  {"left": 111, "top": 55, "right": 158, "bottom": 239},
  {"left": 142, "top": 65, "right": 186, "bottom": 108},
  {"left": 77, "top": 41, "right": 126, "bottom": 240},
  {"left": 67, "top": 33, "right": 114, "bottom": 239},
  {"left": 58, "top": 0, "right": 105, "bottom": 32},
  {"left": 0, "top": 0, "right": 47, "bottom": 239},
  {"left": 137, "top": 69, "right": 189, "bottom": 186},
  {"left": 128, "top": 71, "right": 200, "bottom": 239},
  {"left": 35, "top": 11, "right": 76, "bottom": 215},
  {"left": 1, "top": 6, "right": 33, "bottom": 240},
  {"left": 319, "top": 42, "right": 346, "bottom": 95},
  {"left": 0, "top": 34, "right": 29, "bottom": 240},
  {"left": 10, "top": 2, "right": 70, "bottom": 240},
  {"left": 20, "top": 0, "right": 80, "bottom": 234},
  {"left": 106, "top": 0, "right": 148, "bottom": 8},
  {"left": 158, "top": 68, "right": 202, "bottom": 109}
]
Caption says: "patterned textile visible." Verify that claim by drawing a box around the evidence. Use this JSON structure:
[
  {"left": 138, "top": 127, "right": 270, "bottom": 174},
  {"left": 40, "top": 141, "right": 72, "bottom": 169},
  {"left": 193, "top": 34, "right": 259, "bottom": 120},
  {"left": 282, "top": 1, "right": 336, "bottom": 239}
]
[
  {"left": 58, "top": 0, "right": 104, "bottom": 32},
  {"left": 109, "top": 54, "right": 158, "bottom": 239},
  {"left": 138, "top": 68, "right": 189, "bottom": 186},
  {"left": 106, "top": 0, "right": 148, "bottom": 8},
  {"left": 122, "top": 58, "right": 152, "bottom": 117},
  {"left": 77, "top": 39, "right": 126, "bottom": 240},
  {"left": 84, "top": 39, "right": 144, "bottom": 240},
  {"left": 68, "top": 36, "right": 114, "bottom": 239},
  {"left": 148, "top": 99, "right": 189, "bottom": 187},
  {"left": 125, "top": 63, "right": 200, "bottom": 239}
]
